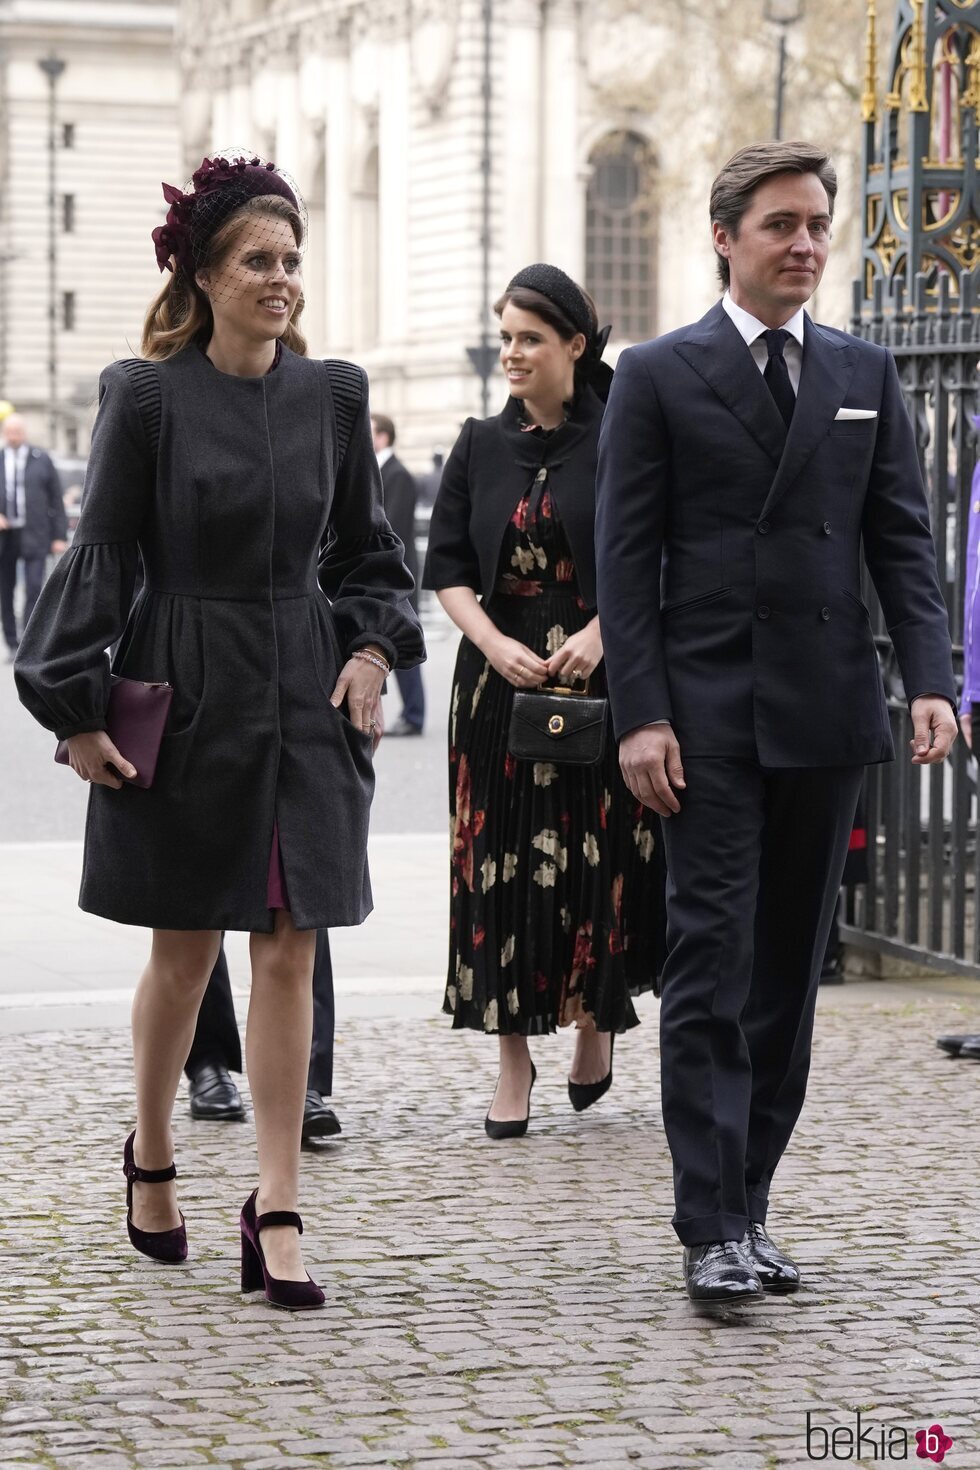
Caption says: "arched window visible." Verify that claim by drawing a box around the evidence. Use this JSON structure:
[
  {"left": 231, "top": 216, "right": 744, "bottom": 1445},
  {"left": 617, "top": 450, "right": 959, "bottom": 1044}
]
[{"left": 585, "top": 132, "right": 657, "bottom": 342}]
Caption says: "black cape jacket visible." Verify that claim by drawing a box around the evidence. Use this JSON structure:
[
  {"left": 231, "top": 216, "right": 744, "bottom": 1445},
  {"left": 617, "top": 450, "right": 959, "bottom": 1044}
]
[
  {"left": 15, "top": 343, "right": 424, "bottom": 931},
  {"left": 422, "top": 388, "right": 605, "bottom": 606}
]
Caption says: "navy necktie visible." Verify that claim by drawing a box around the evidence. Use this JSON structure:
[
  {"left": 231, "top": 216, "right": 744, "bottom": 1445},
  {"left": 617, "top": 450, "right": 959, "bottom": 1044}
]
[{"left": 763, "top": 328, "right": 796, "bottom": 429}]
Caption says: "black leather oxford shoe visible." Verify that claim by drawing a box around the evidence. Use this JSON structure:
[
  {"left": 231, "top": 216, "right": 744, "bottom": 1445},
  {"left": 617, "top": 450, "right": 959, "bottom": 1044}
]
[
  {"left": 683, "top": 1241, "right": 763, "bottom": 1303},
  {"left": 740, "top": 1222, "right": 801, "bottom": 1293},
  {"left": 188, "top": 1063, "right": 246, "bottom": 1121},
  {"left": 935, "top": 1034, "right": 980, "bottom": 1057},
  {"left": 302, "top": 1090, "right": 342, "bottom": 1146},
  {"left": 959, "top": 1037, "right": 980, "bottom": 1060}
]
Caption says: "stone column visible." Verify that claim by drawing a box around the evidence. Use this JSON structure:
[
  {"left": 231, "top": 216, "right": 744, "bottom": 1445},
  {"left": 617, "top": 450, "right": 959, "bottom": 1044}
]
[
  {"left": 323, "top": 24, "right": 354, "bottom": 354},
  {"left": 377, "top": 21, "right": 411, "bottom": 352},
  {"left": 500, "top": 0, "right": 544, "bottom": 277},
  {"left": 540, "top": 0, "right": 583, "bottom": 277}
]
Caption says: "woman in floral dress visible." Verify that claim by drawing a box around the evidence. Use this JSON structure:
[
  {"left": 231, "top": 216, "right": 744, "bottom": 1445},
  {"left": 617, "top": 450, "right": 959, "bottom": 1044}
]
[{"left": 423, "top": 264, "right": 666, "bottom": 1136}]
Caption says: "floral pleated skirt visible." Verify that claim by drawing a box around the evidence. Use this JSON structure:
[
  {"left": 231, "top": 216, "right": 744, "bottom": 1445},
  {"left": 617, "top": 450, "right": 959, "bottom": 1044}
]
[{"left": 443, "top": 491, "right": 666, "bottom": 1035}]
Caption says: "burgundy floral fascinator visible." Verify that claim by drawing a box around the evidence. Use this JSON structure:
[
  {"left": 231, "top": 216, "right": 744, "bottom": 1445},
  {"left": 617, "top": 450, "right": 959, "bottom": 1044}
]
[{"left": 151, "top": 149, "right": 307, "bottom": 277}]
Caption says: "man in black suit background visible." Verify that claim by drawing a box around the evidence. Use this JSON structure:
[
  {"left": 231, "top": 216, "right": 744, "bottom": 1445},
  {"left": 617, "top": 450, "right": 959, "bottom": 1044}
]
[
  {"left": 595, "top": 141, "right": 957, "bottom": 1303},
  {"left": 372, "top": 413, "right": 425, "bottom": 735},
  {"left": 1, "top": 415, "right": 67, "bottom": 659}
]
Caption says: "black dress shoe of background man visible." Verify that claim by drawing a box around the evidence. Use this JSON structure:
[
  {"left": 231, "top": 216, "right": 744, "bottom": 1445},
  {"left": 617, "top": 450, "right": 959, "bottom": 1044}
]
[
  {"left": 386, "top": 716, "right": 423, "bottom": 737},
  {"left": 683, "top": 1241, "right": 763, "bottom": 1303},
  {"left": 188, "top": 1063, "right": 246, "bottom": 1120},
  {"left": 302, "top": 1090, "right": 342, "bottom": 1147},
  {"left": 936, "top": 1033, "right": 980, "bottom": 1058},
  {"left": 959, "top": 1037, "right": 980, "bottom": 1060},
  {"left": 740, "top": 1222, "right": 801, "bottom": 1294}
]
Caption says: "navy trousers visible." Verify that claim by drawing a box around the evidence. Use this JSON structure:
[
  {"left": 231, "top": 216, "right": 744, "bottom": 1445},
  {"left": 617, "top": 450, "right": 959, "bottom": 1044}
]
[
  {"left": 395, "top": 663, "right": 425, "bottom": 730},
  {"left": 658, "top": 759, "right": 863, "bottom": 1245}
]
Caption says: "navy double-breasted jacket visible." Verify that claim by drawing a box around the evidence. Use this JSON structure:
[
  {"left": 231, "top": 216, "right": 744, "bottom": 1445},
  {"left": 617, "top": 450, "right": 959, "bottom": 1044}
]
[
  {"left": 15, "top": 344, "right": 424, "bottom": 932},
  {"left": 595, "top": 301, "right": 955, "bottom": 766}
]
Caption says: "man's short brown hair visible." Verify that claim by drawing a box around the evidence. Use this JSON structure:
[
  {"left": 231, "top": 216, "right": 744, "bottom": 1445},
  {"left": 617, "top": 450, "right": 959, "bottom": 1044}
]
[
  {"left": 372, "top": 413, "right": 396, "bottom": 446},
  {"left": 710, "top": 141, "right": 838, "bottom": 289}
]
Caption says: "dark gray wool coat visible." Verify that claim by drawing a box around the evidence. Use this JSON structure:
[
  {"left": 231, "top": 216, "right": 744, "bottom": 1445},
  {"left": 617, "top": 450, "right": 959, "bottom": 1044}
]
[{"left": 15, "top": 343, "right": 425, "bottom": 932}]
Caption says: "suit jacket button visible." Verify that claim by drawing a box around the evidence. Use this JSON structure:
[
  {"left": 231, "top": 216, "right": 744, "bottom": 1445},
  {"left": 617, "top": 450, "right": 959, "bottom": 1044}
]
[
  {"left": 822, "top": 521, "right": 832, "bottom": 535},
  {"left": 757, "top": 519, "right": 770, "bottom": 535},
  {"left": 757, "top": 604, "right": 771, "bottom": 620},
  {"left": 821, "top": 606, "right": 831, "bottom": 620}
]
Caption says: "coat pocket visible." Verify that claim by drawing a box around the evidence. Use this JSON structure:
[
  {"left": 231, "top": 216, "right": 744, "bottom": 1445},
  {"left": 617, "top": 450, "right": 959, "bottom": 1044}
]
[{"left": 661, "top": 586, "right": 731, "bottom": 616}]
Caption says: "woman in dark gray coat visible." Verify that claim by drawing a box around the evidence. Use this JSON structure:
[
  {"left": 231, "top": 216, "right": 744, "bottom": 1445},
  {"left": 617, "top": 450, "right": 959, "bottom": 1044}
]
[{"left": 16, "top": 154, "right": 423, "bottom": 1308}]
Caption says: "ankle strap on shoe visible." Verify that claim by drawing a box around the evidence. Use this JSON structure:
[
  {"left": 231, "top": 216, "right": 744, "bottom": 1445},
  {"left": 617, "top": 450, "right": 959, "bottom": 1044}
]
[
  {"left": 124, "top": 1159, "right": 177, "bottom": 1185},
  {"left": 256, "top": 1210, "right": 303, "bottom": 1234}
]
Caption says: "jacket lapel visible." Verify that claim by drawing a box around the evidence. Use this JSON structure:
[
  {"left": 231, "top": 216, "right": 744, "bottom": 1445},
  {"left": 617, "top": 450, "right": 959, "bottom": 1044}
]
[
  {"left": 673, "top": 302, "right": 786, "bottom": 467},
  {"left": 759, "top": 317, "right": 857, "bottom": 517}
]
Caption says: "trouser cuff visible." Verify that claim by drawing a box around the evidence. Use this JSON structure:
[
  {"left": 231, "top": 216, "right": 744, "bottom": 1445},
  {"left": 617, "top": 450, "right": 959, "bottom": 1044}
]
[{"left": 672, "top": 1211, "right": 751, "bottom": 1246}]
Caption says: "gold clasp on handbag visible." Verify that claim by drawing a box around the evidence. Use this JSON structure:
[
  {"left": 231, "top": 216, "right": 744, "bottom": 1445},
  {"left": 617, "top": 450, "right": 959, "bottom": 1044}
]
[{"left": 548, "top": 714, "right": 565, "bottom": 735}]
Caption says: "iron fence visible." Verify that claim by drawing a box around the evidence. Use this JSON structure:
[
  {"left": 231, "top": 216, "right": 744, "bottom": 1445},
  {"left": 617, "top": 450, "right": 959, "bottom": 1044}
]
[{"left": 844, "top": 271, "right": 980, "bottom": 974}]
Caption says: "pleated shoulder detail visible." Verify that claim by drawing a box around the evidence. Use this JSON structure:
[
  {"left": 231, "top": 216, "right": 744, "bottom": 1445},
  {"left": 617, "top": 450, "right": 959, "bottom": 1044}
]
[
  {"left": 322, "top": 359, "right": 365, "bottom": 469},
  {"left": 117, "top": 358, "right": 161, "bottom": 461}
]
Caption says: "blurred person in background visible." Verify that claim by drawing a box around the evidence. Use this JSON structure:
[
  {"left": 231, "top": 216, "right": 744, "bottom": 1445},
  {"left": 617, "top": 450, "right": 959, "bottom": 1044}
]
[
  {"left": 1, "top": 415, "right": 67, "bottom": 660},
  {"left": 424, "top": 264, "right": 666, "bottom": 1139},
  {"left": 372, "top": 413, "right": 425, "bottom": 735},
  {"left": 939, "top": 415, "right": 980, "bottom": 1060}
]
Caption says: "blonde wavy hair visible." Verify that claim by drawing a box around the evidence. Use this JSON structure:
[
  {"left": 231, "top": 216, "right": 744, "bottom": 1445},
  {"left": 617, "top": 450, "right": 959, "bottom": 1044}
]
[{"left": 141, "top": 195, "right": 308, "bottom": 360}]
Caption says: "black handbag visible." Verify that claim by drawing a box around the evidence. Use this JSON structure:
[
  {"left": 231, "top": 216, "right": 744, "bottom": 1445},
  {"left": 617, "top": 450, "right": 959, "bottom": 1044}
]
[{"left": 508, "top": 683, "right": 608, "bottom": 766}]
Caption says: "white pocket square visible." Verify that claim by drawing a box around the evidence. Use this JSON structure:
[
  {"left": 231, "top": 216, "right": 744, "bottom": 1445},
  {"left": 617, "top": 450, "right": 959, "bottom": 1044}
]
[{"left": 834, "top": 407, "right": 878, "bottom": 420}]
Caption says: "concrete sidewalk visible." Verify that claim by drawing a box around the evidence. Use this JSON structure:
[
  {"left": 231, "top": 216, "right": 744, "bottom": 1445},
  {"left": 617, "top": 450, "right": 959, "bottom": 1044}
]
[
  {"left": 2, "top": 833, "right": 980, "bottom": 1468},
  {"left": 0, "top": 833, "right": 449, "bottom": 1035}
]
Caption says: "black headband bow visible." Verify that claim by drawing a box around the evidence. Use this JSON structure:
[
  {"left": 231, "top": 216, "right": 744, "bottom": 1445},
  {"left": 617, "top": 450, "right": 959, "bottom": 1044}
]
[{"left": 505, "top": 263, "right": 613, "bottom": 400}]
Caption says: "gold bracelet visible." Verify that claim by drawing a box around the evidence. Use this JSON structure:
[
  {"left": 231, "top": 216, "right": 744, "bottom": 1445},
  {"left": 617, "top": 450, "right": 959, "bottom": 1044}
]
[{"left": 352, "top": 649, "right": 391, "bottom": 675}]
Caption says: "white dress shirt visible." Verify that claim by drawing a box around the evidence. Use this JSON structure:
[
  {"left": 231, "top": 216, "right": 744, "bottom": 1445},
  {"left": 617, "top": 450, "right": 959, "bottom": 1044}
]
[
  {"left": 2, "top": 444, "right": 28, "bottom": 527},
  {"left": 376, "top": 445, "right": 394, "bottom": 470},
  {"left": 722, "top": 292, "right": 805, "bottom": 395}
]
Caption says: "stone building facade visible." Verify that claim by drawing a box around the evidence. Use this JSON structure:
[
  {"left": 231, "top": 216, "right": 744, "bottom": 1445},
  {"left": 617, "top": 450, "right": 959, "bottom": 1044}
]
[
  {"left": 0, "top": 0, "right": 178, "bottom": 452},
  {"left": 178, "top": 0, "right": 868, "bottom": 466}
]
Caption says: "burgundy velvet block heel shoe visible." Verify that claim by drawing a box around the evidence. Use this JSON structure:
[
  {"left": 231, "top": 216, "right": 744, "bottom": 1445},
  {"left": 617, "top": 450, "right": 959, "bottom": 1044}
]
[
  {"left": 122, "top": 1130, "right": 187, "bottom": 1263},
  {"left": 240, "top": 1189, "right": 325, "bottom": 1311}
]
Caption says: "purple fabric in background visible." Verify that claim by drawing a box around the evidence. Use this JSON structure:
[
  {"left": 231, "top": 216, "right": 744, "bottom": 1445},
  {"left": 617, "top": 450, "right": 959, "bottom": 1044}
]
[{"left": 961, "top": 418, "right": 980, "bottom": 714}]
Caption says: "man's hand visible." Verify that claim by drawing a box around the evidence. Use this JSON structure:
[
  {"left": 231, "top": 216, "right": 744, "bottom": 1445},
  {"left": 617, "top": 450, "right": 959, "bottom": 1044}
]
[
  {"left": 619, "top": 722, "right": 685, "bottom": 816},
  {"left": 960, "top": 712, "right": 972, "bottom": 751},
  {"left": 910, "top": 697, "right": 958, "bottom": 765},
  {"left": 50, "top": 539, "right": 67, "bottom": 556},
  {"left": 0, "top": 514, "right": 8, "bottom": 531}
]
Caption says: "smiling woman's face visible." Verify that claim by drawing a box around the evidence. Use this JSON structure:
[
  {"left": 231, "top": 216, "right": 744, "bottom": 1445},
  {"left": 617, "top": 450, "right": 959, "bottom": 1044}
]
[
  {"left": 498, "top": 302, "right": 584, "bottom": 406},
  {"left": 198, "top": 213, "right": 303, "bottom": 342}
]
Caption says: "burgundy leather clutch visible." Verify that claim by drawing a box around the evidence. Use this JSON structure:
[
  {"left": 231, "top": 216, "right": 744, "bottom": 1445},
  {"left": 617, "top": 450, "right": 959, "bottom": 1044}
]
[{"left": 55, "top": 676, "right": 173, "bottom": 789}]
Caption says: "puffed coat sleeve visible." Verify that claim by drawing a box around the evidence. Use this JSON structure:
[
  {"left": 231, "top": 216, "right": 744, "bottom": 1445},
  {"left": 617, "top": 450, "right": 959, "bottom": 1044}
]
[
  {"left": 15, "top": 363, "right": 151, "bottom": 741},
  {"left": 317, "top": 363, "right": 425, "bottom": 672},
  {"left": 421, "top": 417, "right": 481, "bottom": 593}
]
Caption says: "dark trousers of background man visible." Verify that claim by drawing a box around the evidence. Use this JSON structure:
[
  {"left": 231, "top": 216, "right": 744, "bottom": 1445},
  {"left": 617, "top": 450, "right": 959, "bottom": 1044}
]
[
  {"left": 395, "top": 664, "right": 425, "bottom": 731},
  {"left": 0, "top": 528, "right": 21, "bottom": 650},
  {"left": 185, "top": 928, "right": 336, "bottom": 1096},
  {"left": 21, "top": 552, "right": 51, "bottom": 632}
]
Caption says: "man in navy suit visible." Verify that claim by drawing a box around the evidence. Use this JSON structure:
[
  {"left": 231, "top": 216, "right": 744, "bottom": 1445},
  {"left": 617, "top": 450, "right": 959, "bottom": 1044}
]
[
  {"left": 595, "top": 141, "right": 957, "bottom": 1303},
  {"left": 1, "top": 415, "right": 67, "bottom": 658}
]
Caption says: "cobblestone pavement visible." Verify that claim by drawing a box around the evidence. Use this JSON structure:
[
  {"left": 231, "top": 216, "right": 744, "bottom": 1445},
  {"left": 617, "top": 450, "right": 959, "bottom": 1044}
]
[{"left": 2, "top": 982, "right": 980, "bottom": 1470}]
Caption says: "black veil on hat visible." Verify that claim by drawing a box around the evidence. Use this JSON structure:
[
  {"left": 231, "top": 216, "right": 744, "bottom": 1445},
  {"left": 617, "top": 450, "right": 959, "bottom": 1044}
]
[
  {"left": 505, "top": 263, "right": 613, "bottom": 400},
  {"left": 152, "top": 148, "right": 308, "bottom": 304}
]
